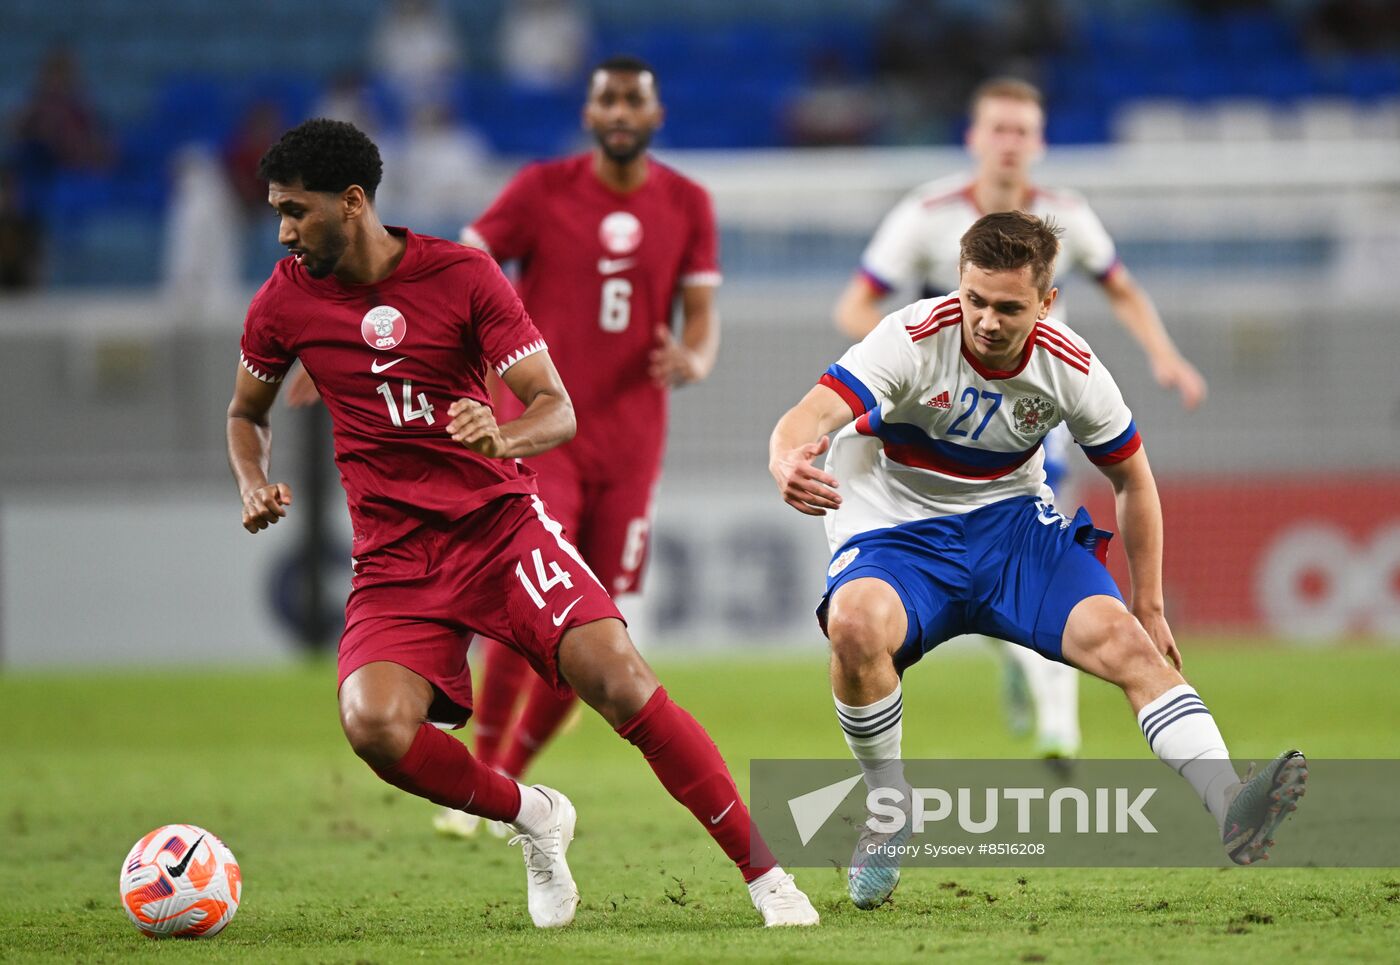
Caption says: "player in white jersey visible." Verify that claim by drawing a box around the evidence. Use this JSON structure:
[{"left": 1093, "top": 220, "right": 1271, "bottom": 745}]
[
  {"left": 772, "top": 212, "right": 1304, "bottom": 910},
  {"left": 833, "top": 78, "right": 1208, "bottom": 762}
]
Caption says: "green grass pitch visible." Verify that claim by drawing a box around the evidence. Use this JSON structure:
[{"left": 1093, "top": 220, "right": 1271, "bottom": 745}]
[{"left": 2, "top": 644, "right": 1398, "bottom": 963}]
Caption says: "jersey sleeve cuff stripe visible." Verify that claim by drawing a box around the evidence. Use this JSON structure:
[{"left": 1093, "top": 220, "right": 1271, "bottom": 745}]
[
  {"left": 859, "top": 266, "right": 894, "bottom": 294},
  {"left": 680, "top": 270, "right": 722, "bottom": 287},
  {"left": 459, "top": 225, "right": 491, "bottom": 252},
  {"left": 820, "top": 373, "right": 867, "bottom": 419},
  {"left": 494, "top": 339, "right": 547, "bottom": 376},
  {"left": 1081, "top": 421, "right": 1142, "bottom": 465},
  {"left": 820, "top": 363, "right": 878, "bottom": 417},
  {"left": 1095, "top": 257, "right": 1123, "bottom": 284},
  {"left": 240, "top": 352, "right": 285, "bottom": 384}
]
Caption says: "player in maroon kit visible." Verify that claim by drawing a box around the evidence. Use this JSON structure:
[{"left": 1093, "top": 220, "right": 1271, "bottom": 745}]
[
  {"left": 439, "top": 56, "right": 722, "bottom": 832},
  {"left": 225, "top": 119, "right": 817, "bottom": 929}
]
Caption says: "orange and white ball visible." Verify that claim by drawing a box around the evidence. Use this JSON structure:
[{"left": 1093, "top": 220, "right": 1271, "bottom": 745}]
[{"left": 118, "top": 824, "right": 242, "bottom": 938}]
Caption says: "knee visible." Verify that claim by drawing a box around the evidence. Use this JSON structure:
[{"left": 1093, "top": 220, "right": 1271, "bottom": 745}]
[
  {"left": 1086, "top": 612, "right": 1161, "bottom": 680},
  {"left": 339, "top": 695, "right": 422, "bottom": 769},
  {"left": 826, "top": 585, "right": 904, "bottom": 670}
]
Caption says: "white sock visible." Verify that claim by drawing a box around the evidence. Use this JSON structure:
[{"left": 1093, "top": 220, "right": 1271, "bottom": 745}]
[
  {"left": 1137, "top": 684, "right": 1239, "bottom": 830},
  {"left": 835, "top": 683, "right": 908, "bottom": 797},
  {"left": 747, "top": 866, "right": 787, "bottom": 898},
  {"left": 510, "top": 784, "right": 553, "bottom": 836},
  {"left": 1005, "top": 644, "right": 1081, "bottom": 754}
]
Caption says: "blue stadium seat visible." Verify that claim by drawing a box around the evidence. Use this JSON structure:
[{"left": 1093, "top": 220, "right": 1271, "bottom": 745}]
[{"left": 1344, "top": 57, "right": 1400, "bottom": 101}]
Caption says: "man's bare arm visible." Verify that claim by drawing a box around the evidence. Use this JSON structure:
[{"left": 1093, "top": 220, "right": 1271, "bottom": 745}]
[
  {"left": 768, "top": 384, "right": 857, "bottom": 516},
  {"left": 833, "top": 274, "right": 886, "bottom": 340},
  {"left": 445, "top": 350, "right": 575, "bottom": 459},
  {"left": 227, "top": 366, "right": 293, "bottom": 533},
  {"left": 1097, "top": 446, "right": 1181, "bottom": 668},
  {"left": 650, "top": 283, "right": 719, "bottom": 387},
  {"left": 1101, "top": 266, "right": 1207, "bottom": 410}
]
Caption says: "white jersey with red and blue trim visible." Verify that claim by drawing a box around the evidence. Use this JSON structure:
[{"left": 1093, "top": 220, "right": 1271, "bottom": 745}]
[
  {"left": 859, "top": 173, "right": 1120, "bottom": 298},
  {"left": 818, "top": 293, "right": 1140, "bottom": 550}
]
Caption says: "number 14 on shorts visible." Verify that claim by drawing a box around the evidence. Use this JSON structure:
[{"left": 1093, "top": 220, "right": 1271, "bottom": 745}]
[{"left": 514, "top": 548, "right": 575, "bottom": 608}]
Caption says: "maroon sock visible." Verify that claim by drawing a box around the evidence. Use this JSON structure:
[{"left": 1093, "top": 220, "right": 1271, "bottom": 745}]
[
  {"left": 616, "top": 687, "right": 776, "bottom": 883},
  {"left": 374, "top": 723, "right": 522, "bottom": 822},
  {"left": 473, "top": 639, "right": 532, "bottom": 771},
  {"left": 497, "top": 678, "right": 579, "bottom": 779}
]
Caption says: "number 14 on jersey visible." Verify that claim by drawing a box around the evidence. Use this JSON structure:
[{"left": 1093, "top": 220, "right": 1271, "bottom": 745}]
[
  {"left": 376, "top": 380, "right": 436, "bottom": 427},
  {"left": 515, "top": 548, "right": 575, "bottom": 607}
]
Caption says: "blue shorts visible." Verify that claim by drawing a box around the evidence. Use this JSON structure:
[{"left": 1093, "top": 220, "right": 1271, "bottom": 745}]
[{"left": 817, "top": 496, "right": 1121, "bottom": 670}]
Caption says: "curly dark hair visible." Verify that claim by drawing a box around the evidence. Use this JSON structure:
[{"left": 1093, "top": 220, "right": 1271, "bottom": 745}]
[{"left": 257, "top": 118, "right": 383, "bottom": 199}]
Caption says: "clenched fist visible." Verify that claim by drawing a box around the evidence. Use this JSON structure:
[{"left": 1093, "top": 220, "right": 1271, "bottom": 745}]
[
  {"left": 241, "top": 482, "right": 293, "bottom": 533},
  {"left": 446, "top": 398, "right": 509, "bottom": 457}
]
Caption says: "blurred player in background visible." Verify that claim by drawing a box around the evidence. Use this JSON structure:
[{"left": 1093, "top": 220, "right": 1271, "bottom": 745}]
[
  {"left": 432, "top": 55, "right": 722, "bottom": 839},
  {"left": 774, "top": 211, "right": 1304, "bottom": 909},
  {"left": 228, "top": 119, "right": 815, "bottom": 928},
  {"left": 833, "top": 78, "right": 1208, "bottom": 763}
]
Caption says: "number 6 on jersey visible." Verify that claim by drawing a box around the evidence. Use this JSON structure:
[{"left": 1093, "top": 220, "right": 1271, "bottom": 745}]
[{"left": 599, "top": 278, "right": 632, "bottom": 332}]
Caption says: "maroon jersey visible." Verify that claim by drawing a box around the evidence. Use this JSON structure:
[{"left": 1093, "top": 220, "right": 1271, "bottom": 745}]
[
  {"left": 470, "top": 153, "right": 720, "bottom": 479},
  {"left": 239, "top": 228, "right": 547, "bottom": 555}
]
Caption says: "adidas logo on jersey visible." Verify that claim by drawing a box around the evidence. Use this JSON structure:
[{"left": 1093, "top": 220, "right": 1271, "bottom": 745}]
[{"left": 925, "top": 390, "right": 952, "bottom": 409}]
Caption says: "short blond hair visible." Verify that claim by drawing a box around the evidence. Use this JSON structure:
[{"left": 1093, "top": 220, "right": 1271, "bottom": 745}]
[{"left": 969, "top": 77, "right": 1044, "bottom": 118}]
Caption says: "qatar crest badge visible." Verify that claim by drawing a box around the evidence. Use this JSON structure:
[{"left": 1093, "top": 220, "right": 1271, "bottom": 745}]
[
  {"left": 599, "top": 211, "right": 643, "bottom": 255},
  {"left": 362, "top": 305, "right": 407, "bottom": 350}
]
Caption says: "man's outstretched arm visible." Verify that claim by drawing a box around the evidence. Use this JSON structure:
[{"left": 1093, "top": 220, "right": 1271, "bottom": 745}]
[
  {"left": 1100, "top": 266, "right": 1207, "bottom": 410},
  {"left": 1097, "top": 446, "right": 1181, "bottom": 669},
  {"left": 768, "top": 384, "right": 856, "bottom": 516},
  {"left": 833, "top": 273, "right": 886, "bottom": 340},
  {"left": 227, "top": 365, "right": 292, "bottom": 533},
  {"left": 650, "top": 283, "right": 720, "bottom": 386}
]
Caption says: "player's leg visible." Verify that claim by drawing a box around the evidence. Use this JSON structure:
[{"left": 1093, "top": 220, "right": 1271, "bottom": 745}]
[
  {"left": 498, "top": 479, "right": 653, "bottom": 779},
  {"left": 339, "top": 578, "right": 579, "bottom": 927},
  {"left": 1002, "top": 643, "right": 1081, "bottom": 758},
  {"left": 820, "top": 519, "right": 969, "bottom": 908},
  {"left": 997, "top": 638, "right": 1034, "bottom": 738},
  {"left": 1002, "top": 427, "right": 1083, "bottom": 757},
  {"left": 1059, "top": 595, "right": 1305, "bottom": 863},
  {"left": 473, "top": 638, "right": 532, "bottom": 772},
  {"left": 823, "top": 574, "right": 920, "bottom": 909},
  {"left": 432, "top": 636, "right": 527, "bottom": 839},
  {"left": 436, "top": 464, "right": 589, "bottom": 839},
  {"left": 981, "top": 498, "right": 1304, "bottom": 864},
  {"left": 339, "top": 660, "right": 530, "bottom": 823},
  {"left": 479, "top": 495, "right": 816, "bottom": 925},
  {"left": 555, "top": 618, "right": 818, "bottom": 925},
  {"left": 482, "top": 461, "right": 586, "bottom": 767}
]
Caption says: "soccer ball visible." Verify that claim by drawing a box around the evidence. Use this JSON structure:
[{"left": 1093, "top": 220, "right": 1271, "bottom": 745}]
[{"left": 118, "top": 824, "right": 242, "bottom": 937}]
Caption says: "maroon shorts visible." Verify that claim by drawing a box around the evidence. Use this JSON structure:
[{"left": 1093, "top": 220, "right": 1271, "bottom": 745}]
[
  {"left": 530, "top": 448, "right": 659, "bottom": 597},
  {"left": 337, "top": 494, "right": 623, "bottom": 727}
]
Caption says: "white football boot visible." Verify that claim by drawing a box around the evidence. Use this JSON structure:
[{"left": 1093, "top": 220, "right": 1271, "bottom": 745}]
[
  {"left": 748, "top": 868, "right": 820, "bottom": 927},
  {"left": 507, "top": 785, "right": 579, "bottom": 928}
]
